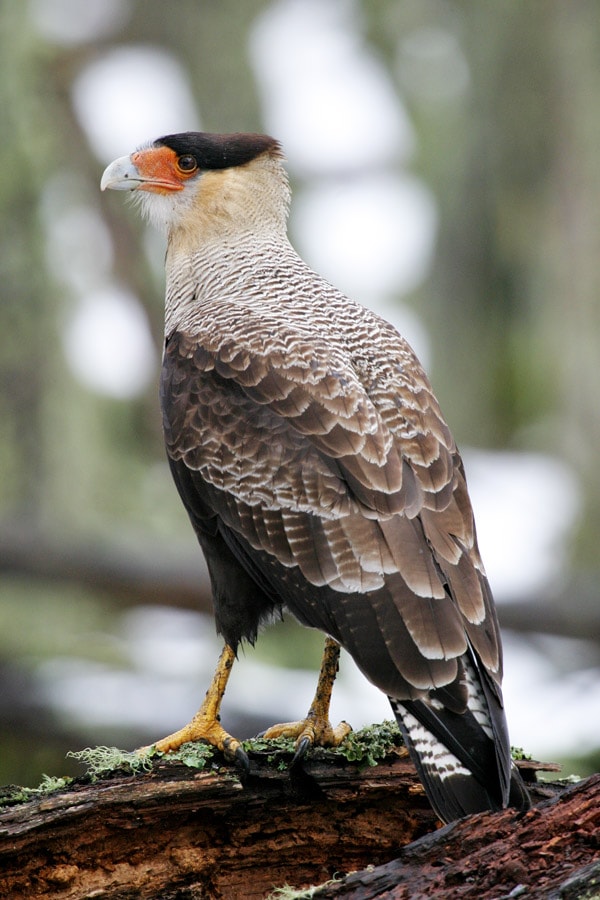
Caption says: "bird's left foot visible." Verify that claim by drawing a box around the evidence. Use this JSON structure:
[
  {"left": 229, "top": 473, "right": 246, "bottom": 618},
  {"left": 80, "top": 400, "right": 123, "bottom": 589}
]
[
  {"left": 261, "top": 636, "right": 351, "bottom": 762},
  {"left": 144, "top": 711, "right": 248, "bottom": 769},
  {"left": 138, "top": 643, "right": 249, "bottom": 770}
]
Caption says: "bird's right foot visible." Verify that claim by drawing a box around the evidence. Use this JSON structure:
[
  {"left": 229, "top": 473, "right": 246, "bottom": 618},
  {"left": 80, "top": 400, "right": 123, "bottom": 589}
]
[{"left": 261, "top": 636, "right": 351, "bottom": 763}]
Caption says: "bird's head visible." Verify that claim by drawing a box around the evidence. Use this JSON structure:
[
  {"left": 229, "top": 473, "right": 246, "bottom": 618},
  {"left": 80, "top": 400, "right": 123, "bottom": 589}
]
[{"left": 101, "top": 132, "right": 289, "bottom": 239}]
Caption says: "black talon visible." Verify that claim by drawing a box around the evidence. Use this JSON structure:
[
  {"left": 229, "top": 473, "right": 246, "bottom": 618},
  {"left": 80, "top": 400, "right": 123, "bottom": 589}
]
[
  {"left": 234, "top": 744, "right": 250, "bottom": 772},
  {"left": 292, "top": 735, "right": 312, "bottom": 766}
]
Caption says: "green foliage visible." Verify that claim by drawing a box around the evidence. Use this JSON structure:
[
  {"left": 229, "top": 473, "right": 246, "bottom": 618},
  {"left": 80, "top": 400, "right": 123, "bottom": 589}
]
[
  {"left": 511, "top": 747, "right": 533, "bottom": 762},
  {"left": 252, "top": 618, "right": 325, "bottom": 670},
  {"left": 0, "top": 580, "right": 121, "bottom": 665},
  {"left": 554, "top": 747, "right": 600, "bottom": 779}
]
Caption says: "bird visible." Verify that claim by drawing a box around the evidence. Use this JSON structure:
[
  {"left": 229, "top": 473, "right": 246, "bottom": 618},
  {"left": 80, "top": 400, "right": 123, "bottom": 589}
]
[{"left": 101, "top": 131, "right": 529, "bottom": 824}]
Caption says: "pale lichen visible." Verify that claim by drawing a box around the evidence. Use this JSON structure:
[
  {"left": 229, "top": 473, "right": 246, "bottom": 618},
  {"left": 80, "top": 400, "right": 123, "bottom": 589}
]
[
  {"left": 265, "top": 876, "right": 342, "bottom": 899},
  {"left": 67, "top": 745, "right": 155, "bottom": 777}
]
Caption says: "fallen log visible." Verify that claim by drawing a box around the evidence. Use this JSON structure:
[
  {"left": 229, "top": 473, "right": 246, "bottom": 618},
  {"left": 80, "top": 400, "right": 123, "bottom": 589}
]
[{"left": 0, "top": 731, "right": 581, "bottom": 900}]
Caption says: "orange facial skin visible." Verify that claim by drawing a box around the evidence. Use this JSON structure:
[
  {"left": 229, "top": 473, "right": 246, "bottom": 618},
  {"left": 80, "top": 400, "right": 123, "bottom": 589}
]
[{"left": 131, "top": 146, "right": 199, "bottom": 193}]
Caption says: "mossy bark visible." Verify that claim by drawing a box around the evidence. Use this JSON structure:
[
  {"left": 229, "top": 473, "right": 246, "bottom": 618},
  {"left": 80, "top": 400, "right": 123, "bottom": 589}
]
[
  {"left": 0, "top": 738, "right": 582, "bottom": 900},
  {"left": 0, "top": 745, "right": 434, "bottom": 899}
]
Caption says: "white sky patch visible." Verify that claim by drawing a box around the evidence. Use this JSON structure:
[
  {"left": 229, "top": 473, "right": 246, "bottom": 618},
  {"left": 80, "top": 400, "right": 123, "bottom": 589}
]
[
  {"left": 122, "top": 608, "right": 217, "bottom": 679},
  {"left": 63, "top": 286, "right": 156, "bottom": 399},
  {"left": 64, "top": 46, "right": 198, "bottom": 395},
  {"left": 293, "top": 173, "right": 437, "bottom": 302},
  {"left": 463, "top": 449, "right": 581, "bottom": 601},
  {"left": 41, "top": 189, "right": 114, "bottom": 295},
  {"left": 39, "top": 174, "right": 156, "bottom": 398},
  {"left": 37, "top": 656, "right": 199, "bottom": 731},
  {"left": 29, "top": 0, "right": 131, "bottom": 46},
  {"left": 72, "top": 45, "right": 201, "bottom": 163},
  {"left": 250, "top": 0, "right": 436, "bottom": 363},
  {"left": 503, "top": 634, "right": 600, "bottom": 756},
  {"left": 250, "top": 0, "right": 414, "bottom": 174}
]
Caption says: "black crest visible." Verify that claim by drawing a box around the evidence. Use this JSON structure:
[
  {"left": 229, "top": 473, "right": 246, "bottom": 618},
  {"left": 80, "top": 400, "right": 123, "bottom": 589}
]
[{"left": 155, "top": 132, "right": 282, "bottom": 170}]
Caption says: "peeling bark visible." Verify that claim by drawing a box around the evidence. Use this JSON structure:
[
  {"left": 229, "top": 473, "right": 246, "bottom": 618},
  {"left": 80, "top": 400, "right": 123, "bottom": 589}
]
[{"left": 315, "top": 774, "right": 600, "bottom": 900}]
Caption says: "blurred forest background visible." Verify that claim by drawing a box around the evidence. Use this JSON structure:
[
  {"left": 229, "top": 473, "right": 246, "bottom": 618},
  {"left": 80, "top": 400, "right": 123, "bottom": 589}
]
[{"left": 1, "top": 0, "right": 599, "bottom": 788}]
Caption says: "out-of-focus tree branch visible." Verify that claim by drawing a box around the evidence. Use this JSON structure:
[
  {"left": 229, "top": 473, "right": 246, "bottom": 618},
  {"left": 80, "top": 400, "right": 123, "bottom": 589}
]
[
  {"left": 1, "top": 526, "right": 598, "bottom": 645},
  {"left": 0, "top": 525, "right": 211, "bottom": 612}
]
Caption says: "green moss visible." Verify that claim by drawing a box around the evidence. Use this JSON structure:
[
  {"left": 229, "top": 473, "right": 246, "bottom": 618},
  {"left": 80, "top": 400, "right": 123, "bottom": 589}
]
[
  {"left": 59, "top": 724, "right": 403, "bottom": 787},
  {"left": 243, "top": 721, "right": 404, "bottom": 769},
  {"left": 243, "top": 734, "right": 298, "bottom": 765},
  {"left": 37, "top": 773, "right": 72, "bottom": 793},
  {"left": 162, "top": 742, "right": 215, "bottom": 770},
  {"left": 337, "top": 720, "right": 404, "bottom": 767},
  {"left": 510, "top": 746, "right": 533, "bottom": 761},
  {"left": 0, "top": 773, "right": 72, "bottom": 808},
  {"left": 1, "top": 726, "right": 536, "bottom": 812},
  {"left": 66, "top": 741, "right": 217, "bottom": 778},
  {"left": 0, "top": 787, "right": 32, "bottom": 808}
]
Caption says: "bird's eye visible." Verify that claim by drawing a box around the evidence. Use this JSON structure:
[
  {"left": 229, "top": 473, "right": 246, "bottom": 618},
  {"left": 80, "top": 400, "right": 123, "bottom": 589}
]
[{"left": 177, "top": 155, "right": 198, "bottom": 174}]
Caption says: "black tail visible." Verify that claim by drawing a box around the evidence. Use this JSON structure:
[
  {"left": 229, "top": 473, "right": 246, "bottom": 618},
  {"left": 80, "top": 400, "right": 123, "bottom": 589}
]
[{"left": 389, "top": 661, "right": 530, "bottom": 823}]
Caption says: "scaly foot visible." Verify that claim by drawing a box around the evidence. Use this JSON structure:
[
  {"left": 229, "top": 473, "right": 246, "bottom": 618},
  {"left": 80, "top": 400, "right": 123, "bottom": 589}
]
[
  {"left": 139, "top": 644, "right": 249, "bottom": 769},
  {"left": 263, "top": 715, "right": 351, "bottom": 762},
  {"left": 262, "top": 636, "right": 351, "bottom": 762}
]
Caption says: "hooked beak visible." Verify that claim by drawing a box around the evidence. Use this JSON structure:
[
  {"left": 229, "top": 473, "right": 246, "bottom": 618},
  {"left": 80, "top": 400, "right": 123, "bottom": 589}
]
[
  {"left": 101, "top": 146, "right": 186, "bottom": 194},
  {"left": 100, "top": 155, "right": 142, "bottom": 192}
]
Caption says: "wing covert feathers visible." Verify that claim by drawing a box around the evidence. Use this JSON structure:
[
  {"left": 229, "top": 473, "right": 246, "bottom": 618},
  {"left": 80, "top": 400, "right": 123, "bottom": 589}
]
[{"left": 159, "top": 234, "right": 524, "bottom": 822}]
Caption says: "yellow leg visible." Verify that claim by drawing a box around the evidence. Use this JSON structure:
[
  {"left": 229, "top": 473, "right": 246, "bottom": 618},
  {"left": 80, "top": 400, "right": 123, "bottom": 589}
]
[
  {"left": 141, "top": 644, "right": 248, "bottom": 768},
  {"left": 262, "top": 636, "right": 351, "bottom": 761}
]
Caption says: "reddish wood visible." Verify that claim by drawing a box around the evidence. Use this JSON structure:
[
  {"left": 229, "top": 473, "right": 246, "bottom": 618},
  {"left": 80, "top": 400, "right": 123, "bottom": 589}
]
[{"left": 315, "top": 774, "right": 600, "bottom": 899}]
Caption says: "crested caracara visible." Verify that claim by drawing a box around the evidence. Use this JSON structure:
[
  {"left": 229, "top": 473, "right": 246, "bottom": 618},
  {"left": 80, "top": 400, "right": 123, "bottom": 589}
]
[{"left": 101, "top": 132, "right": 529, "bottom": 823}]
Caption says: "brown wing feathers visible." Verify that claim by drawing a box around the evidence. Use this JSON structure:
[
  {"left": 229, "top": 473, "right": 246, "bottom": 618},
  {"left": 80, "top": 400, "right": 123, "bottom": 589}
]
[{"left": 162, "top": 326, "right": 493, "bottom": 687}]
